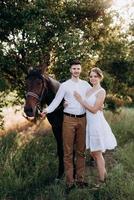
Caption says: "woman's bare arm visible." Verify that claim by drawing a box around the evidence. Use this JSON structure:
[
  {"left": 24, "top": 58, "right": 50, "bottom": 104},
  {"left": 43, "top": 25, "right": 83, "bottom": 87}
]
[{"left": 74, "top": 90, "right": 106, "bottom": 114}]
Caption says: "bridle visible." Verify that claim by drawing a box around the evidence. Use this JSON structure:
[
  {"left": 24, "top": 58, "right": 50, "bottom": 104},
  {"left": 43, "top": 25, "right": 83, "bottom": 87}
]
[
  {"left": 25, "top": 75, "right": 48, "bottom": 115},
  {"left": 26, "top": 92, "right": 40, "bottom": 101}
]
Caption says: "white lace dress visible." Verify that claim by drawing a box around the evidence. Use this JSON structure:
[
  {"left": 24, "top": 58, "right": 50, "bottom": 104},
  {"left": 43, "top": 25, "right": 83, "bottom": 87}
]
[{"left": 86, "top": 89, "right": 117, "bottom": 152}]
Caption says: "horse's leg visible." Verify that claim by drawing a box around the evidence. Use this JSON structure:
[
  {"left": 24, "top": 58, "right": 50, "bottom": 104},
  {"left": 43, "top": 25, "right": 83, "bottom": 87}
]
[{"left": 52, "top": 125, "right": 64, "bottom": 179}]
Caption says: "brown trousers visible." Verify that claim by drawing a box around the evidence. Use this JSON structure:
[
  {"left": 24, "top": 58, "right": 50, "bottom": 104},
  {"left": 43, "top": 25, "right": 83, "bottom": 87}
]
[{"left": 62, "top": 115, "right": 86, "bottom": 186}]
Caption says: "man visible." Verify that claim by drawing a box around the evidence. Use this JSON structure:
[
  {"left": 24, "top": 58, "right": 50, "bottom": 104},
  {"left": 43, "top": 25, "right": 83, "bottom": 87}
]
[{"left": 41, "top": 59, "right": 91, "bottom": 191}]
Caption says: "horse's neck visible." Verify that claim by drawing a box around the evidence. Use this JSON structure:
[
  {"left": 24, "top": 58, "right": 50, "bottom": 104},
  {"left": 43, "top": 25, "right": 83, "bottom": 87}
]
[
  {"left": 44, "top": 76, "right": 61, "bottom": 105},
  {"left": 48, "top": 77, "right": 61, "bottom": 94}
]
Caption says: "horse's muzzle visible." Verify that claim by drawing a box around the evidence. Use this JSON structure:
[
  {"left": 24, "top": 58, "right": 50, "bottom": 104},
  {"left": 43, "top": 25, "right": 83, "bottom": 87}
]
[
  {"left": 22, "top": 112, "right": 35, "bottom": 121},
  {"left": 24, "top": 107, "right": 34, "bottom": 117}
]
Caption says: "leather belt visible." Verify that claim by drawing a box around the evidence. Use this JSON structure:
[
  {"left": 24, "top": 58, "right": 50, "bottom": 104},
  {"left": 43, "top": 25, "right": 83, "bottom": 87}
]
[{"left": 64, "top": 112, "right": 86, "bottom": 118}]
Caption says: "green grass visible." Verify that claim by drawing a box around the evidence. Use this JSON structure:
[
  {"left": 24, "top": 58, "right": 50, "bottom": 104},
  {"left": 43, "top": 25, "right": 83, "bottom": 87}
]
[
  {"left": 0, "top": 133, "right": 58, "bottom": 200},
  {"left": 104, "top": 107, "right": 134, "bottom": 146},
  {"left": 0, "top": 108, "right": 134, "bottom": 200}
]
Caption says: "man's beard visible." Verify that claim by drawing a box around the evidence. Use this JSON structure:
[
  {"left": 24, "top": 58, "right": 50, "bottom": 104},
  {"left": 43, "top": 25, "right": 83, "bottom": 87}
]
[{"left": 72, "top": 73, "right": 80, "bottom": 78}]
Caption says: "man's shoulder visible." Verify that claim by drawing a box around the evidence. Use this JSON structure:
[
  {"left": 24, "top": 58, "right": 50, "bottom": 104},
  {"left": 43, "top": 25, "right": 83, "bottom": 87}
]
[
  {"left": 60, "top": 79, "right": 71, "bottom": 87},
  {"left": 80, "top": 79, "right": 88, "bottom": 83},
  {"left": 80, "top": 79, "right": 91, "bottom": 87},
  {"left": 61, "top": 79, "right": 70, "bottom": 83}
]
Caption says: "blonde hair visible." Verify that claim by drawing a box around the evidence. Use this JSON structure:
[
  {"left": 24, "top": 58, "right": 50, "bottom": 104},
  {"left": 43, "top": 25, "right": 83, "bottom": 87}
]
[{"left": 89, "top": 67, "right": 104, "bottom": 80}]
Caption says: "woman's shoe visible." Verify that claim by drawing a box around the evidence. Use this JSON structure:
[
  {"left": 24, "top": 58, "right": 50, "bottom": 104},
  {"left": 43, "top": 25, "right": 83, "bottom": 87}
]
[{"left": 91, "top": 179, "right": 106, "bottom": 190}]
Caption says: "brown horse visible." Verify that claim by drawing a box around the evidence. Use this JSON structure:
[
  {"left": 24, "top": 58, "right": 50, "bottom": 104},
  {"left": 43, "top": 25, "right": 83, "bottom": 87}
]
[{"left": 24, "top": 69, "right": 64, "bottom": 179}]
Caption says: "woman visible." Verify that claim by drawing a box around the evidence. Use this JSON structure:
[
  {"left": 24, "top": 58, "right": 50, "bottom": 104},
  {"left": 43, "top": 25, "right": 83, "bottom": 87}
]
[{"left": 74, "top": 67, "right": 117, "bottom": 184}]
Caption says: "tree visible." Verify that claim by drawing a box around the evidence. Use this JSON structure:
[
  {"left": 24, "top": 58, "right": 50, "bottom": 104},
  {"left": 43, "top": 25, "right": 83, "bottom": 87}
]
[
  {"left": 0, "top": 0, "right": 133, "bottom": 104},
  {"left": 0, "top": 0, "right": 113, "bottom": 94}
]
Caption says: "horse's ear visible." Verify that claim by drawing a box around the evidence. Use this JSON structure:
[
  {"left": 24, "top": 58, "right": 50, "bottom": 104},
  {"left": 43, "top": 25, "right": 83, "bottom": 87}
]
[
  {"left": 28, "top": 67, "right": 34, "bottom": 73},
  {"left": 28, "top": 67, "right": 41, "bottom": 74}
]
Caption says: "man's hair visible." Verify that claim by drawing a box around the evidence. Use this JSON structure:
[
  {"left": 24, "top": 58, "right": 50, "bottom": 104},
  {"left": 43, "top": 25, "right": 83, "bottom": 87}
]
[{"left": 69, "top": 59, "right": 81, "bottom": 67}]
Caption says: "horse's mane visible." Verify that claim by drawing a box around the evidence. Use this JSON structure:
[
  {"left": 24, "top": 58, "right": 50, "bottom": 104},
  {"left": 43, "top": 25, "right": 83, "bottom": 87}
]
[
  {"left": 48, "top": 77, "right": 60, "bottom": 93},
  {"left": 27, "top": 69, "right": 45, "bottom": 81},
  {"left": 27, "top": 69, "right": 60, "bottom": 94}
]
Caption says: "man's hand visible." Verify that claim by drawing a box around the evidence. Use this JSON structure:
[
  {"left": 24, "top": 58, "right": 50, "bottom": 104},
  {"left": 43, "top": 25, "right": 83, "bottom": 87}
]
[
  {"left": 40, "top": 110, "right": 47, "bottom": 119},
  {"left": 63, "top": 100, "right": 68, "bottom": 108}
]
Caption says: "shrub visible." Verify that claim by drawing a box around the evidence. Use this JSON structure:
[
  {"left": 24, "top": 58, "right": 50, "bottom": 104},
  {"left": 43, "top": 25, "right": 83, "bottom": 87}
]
[{"left": 105, "top": 94, "right": 125, "bottom": 112}]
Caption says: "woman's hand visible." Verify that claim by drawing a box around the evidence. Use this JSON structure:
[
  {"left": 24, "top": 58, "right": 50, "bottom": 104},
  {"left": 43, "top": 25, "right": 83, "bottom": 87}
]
[
  {"left": 74, "top": 91, "right": 82, "bottom": 103},
  {"left": 83, "top": 100, "right": 89, "bottom": 107}
]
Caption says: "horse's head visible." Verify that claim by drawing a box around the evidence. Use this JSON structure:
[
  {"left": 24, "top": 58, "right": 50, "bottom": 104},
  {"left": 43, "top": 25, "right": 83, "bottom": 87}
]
[{"left": 24, "top": 69, "right": 47, "bottom": 120}]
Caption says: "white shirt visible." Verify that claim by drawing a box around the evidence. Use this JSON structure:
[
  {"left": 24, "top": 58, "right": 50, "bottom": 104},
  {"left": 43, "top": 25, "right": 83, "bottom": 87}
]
[{"left": 45, "top": 79, "right": 91, "bottom": 115}]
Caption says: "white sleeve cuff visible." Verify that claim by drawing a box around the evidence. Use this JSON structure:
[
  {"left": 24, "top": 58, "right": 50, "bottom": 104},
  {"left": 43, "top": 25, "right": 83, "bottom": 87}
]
[{"left": 43, "top": 108, "right": 48, "bottom": 113}]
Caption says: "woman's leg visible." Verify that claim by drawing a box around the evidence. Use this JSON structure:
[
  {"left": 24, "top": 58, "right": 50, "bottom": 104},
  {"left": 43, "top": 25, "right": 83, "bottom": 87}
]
[{"left": 91, "top": 151, "right": 107, "bottom": 181}]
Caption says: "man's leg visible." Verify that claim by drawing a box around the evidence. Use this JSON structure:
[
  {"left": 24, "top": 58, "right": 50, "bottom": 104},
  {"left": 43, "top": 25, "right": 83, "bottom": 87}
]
[
  {"left": 62, "top": 115, "right": 76, "bottom": 186},
  {"left": 75, "top": 117, "right": 86, "bottom": 183}
]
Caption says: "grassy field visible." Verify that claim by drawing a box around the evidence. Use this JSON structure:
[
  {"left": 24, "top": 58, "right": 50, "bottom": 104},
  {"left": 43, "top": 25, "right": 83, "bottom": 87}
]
[{"left": 0, "top": 108, "right": 134, "bottom": 200}]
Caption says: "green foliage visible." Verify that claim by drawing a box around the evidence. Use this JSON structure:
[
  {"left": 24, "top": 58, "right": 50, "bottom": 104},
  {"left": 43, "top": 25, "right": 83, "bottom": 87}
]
[
  {"left": 0, "top": 79, "right": 9, "bottom": 91},
  {"left": 0, "top": 91, "right": 24, "bottom": 129},
  {"left": 0, "top": 0, "right": 133, "bottom": 104},
  {"left": 0, "top": 0, "right": 113, "bottom": 86},
  {"left": 96, "top": 18, "right": 134, "bottom": 97}
]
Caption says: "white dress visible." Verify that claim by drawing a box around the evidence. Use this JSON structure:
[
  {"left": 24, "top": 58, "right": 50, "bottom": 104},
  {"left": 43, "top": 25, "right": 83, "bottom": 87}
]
[{"left": 86, "top": 89, "right": 117, "bottom": 152}]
